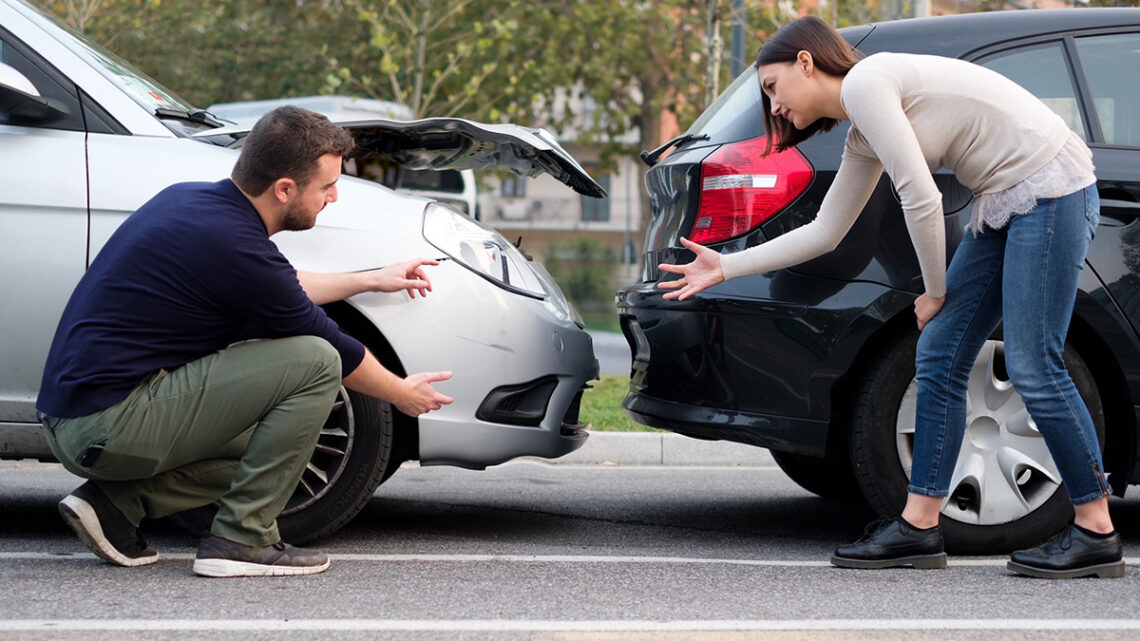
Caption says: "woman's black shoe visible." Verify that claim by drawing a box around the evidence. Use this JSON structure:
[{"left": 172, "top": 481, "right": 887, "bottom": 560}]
[
  {"left": 1007, "top": 524, "right": 1125, "bottom": 579},
  {"left": 831, "top": 516, "right": 947, "bottom": 569}
]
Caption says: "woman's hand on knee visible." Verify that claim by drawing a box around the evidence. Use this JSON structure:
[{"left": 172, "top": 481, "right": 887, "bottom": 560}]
[{"left": 915, "top": 293, "right": 945, "bottom": 331}]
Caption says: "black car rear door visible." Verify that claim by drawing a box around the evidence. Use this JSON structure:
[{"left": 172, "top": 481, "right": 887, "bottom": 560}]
[{"left": 974, "top": 31, "right": 1140, "bottom": 337}]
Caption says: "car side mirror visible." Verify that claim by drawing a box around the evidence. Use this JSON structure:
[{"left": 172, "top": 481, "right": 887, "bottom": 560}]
[{"left": 0, "top": 62, "right": 70, "bottom": 125}]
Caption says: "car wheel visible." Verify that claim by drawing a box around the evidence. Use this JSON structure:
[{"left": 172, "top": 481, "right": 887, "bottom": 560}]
[
  {"left": 770, "top": 449, "right": 864, "bottom": 500},
  {"left": 849, "top": 330, "right": 1104, "bottom": 554},
  {"left": 277, "top": 385, "right": 395, "bottom": 544}
]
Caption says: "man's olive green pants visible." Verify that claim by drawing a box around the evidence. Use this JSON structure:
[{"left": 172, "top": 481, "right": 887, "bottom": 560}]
[{"left": 42, "top": 336, "right": 341, "bottom": 547}]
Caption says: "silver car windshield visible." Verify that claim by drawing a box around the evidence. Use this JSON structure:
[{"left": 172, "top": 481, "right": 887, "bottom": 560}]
[
  {"left": 79, "top": 44, "right": 193, "bottom": 114},
  {"left": 29, "top": 3, "right": 195, "bottom": 115}
]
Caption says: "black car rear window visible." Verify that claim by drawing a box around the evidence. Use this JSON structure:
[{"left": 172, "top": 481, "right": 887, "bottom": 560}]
[
  {"left": 685, "top": 24, "right": 873, "bottom": 148},
  {"left": 685, "top": 66, "right": 766, "bottom": 146}
]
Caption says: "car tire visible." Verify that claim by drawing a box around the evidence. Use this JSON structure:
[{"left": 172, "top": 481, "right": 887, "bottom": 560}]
[
  {"left": 277, "top": 386, "right": 395, "bottom": 544},
  {"left": 849, "top": 329, "right": 1104, "bottom": 554},
  {"left": 770, "top": 449, "right": 864, "bottom": 500}
]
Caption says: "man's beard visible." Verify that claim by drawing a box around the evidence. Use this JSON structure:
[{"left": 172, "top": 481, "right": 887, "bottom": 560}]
[{"left": 281, "top": 200, "right": 320, "bottom": 231}]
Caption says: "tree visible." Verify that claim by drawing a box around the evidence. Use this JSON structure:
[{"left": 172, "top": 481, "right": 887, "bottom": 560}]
[{"left": 328, "top": 0, "right": 558, "bottom": 121}]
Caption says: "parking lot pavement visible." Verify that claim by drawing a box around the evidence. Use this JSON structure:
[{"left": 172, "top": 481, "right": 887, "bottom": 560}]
[{"left": 3, "top": 461, "right": 1140, "bottom": 641}]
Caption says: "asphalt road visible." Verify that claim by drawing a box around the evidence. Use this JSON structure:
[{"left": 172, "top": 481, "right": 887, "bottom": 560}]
[{"left": 3, "top": 459, "right": 1140, "bottom": 640}]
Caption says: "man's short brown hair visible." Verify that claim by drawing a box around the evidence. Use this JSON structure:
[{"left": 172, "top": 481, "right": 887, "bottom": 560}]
[{"left": 231, "top": 106, "right": 356, "bottom": 196}]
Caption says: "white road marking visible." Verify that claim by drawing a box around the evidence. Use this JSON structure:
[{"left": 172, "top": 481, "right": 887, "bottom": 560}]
[{"left": 2, "top": 619, "right": 1140, "bottom": 632}]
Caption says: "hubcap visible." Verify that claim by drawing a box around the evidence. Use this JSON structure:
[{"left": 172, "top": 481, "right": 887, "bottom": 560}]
[
  {"left": 895, "top": 340, "right": 1061, "bottom": 525},
  {"left": 281, "top": 386, "right": 355, "bottom": 516}
]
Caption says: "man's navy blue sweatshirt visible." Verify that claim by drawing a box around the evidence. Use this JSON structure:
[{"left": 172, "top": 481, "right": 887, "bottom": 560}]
[{"left": 37, "top": 179, "right": 366, "bottom": 418}]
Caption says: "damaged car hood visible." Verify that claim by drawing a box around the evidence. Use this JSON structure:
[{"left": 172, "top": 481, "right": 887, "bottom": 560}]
[{"left": 196, "top": 117, "right": 607, "bottom": 198}]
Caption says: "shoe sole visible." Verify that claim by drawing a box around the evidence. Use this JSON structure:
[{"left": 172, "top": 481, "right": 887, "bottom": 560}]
[
  {"left": 1006, "top": 559, "right": 1125, "bottom": 579},
  {"left": 830, "top": 552, "right": 948, "bottom": 570},
  {"left": 192, "top": 557, "right": 331, "bottom": 578},
  {"left": 58, "top": 495, "right": 159, "bottom": 568}
]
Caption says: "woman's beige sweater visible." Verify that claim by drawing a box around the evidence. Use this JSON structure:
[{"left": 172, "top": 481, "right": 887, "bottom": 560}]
[{"left": 719, "top": 52, "right": 1073, "bottom": 298}]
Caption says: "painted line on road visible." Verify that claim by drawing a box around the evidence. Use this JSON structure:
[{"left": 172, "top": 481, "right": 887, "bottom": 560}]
[
  {"left": 483, "top": 460, "right": 784, "bottom": 470},
  {"left": 3, "top": 619, "right": 1140, "bottom": 632},
  {"left": 5, "top": 551, "right": 1139, "bottom": 567}
]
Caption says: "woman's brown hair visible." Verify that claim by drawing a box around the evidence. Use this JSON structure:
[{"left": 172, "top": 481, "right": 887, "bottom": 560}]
[{"left": 756, "top": 15, "right": 863, "bottom": 155}]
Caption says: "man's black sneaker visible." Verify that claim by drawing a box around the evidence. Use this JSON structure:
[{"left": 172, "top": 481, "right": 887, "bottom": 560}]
[
  {"left": 58, "top": 481, "right": 159, "bottom": 567},
  {"left": 193, "top": 534, "right": 330, "bottom": 577},
  {"left": 1008, "top": 524, "right": 1125, "bottom": 579},
  {"left": 831, "top": 516, "right": 947, "bottom": 569}
]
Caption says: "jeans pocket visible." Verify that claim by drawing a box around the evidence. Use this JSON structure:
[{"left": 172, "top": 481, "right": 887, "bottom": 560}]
[{"left": 1084, "top": 186, "right": 1101, "bottom": 238}]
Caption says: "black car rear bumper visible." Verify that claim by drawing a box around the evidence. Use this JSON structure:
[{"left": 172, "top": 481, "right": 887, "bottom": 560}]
[
  {"left": 617, "top": 279, "right": 894, "bottom": 456},
  {"left": 622, "top": 388, "right": 830, "bottom": 455}
]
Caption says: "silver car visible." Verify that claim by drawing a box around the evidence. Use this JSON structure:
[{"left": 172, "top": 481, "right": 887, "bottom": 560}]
[{"left": 0, "top": 0, "right": 603, "bottom": 542}]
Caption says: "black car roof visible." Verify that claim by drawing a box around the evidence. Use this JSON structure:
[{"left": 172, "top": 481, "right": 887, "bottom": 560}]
[{"left": 848, "top": 8, "right": 1140, "bottom": 58}]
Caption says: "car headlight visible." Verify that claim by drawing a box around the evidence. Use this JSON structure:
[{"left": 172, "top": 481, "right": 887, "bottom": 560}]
[
  {"left": 530, "top": 261, "right": 585, "bottom": 327},
  {"left": 422, "top": 202, "right": 547, "bottom": 299}
]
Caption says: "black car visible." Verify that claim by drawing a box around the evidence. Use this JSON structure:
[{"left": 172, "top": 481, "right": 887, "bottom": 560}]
[{"left": 617, "top": 8, "right": 1140, "bottom": 553}]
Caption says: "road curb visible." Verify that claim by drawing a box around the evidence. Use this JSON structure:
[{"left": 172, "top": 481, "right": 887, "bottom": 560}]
[{"left": 545, "top": 431, "right": 776, "bottom": 467}]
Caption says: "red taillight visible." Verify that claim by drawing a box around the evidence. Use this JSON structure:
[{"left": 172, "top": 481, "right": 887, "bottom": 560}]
[{"left": 690, "top": 136, "right": 813, "bottom": 245}]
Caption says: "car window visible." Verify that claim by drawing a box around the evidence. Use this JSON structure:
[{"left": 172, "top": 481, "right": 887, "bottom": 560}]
[
  {"left": 18, "top": 2, "right": 195, "bottom": 117},
  {"left": 1074, "top": 32, "right": 1140, "bottom": 147},
  {"left": 685, "top": 26, "right": 872, "bottom": 147},
  {"left": 977, "top": 43, "right": 1085, "bottom": 142},
  {"left": 0, "top": 28, "right": 84, "bottom": 131},
  {"left": 401, "top": 168, "right": 465, "bottom": 192},
  {"left": 685, "top": 66, "right": 766, "bottom": 145}
]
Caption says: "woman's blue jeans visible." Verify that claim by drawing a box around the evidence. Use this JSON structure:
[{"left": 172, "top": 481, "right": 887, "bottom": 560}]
[{"left": 909, "top": 184, "right": 1109, "bottom": 506}]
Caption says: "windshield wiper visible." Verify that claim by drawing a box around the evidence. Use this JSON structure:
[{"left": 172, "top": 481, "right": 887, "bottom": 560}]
[
  {"left": 639, "top": 133, "right": 710, "bottom": 167},
  {"left": 155, "top": 107, "right": 226, "bottom": 128}
]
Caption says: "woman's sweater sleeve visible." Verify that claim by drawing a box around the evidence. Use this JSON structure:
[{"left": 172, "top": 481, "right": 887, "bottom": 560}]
[
  {"left": 840, "top": 66, "right": 947, "bottom": 298},
  {"left": 721, "top": 64, "right": 949, "bottom": 299},
  {"left": 718, "top": 143, "right": 883, "bottom": 282}
]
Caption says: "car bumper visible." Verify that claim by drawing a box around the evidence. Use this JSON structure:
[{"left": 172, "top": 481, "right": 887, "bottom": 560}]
[
  {"left": 347, "top": 258, "right": 599, "bottom": 469},
  {"left": 619, "top": 311, "right": 829, "bottom": 456},
  {"left": 615, "top": 279, "right": 885, "bottom": 457},
  {"left": 416, "top": 321, "right": 598, "bottom": 469}
]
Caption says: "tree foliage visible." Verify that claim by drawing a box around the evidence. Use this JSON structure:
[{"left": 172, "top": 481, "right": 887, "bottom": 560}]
[{"left": 329, "top": 0, "right": 547, "bottom": 120}]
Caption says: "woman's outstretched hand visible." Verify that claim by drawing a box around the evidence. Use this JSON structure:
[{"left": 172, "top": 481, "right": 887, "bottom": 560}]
[{"left": 657, "top": 237, "right": 725, "bottom": 301}]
